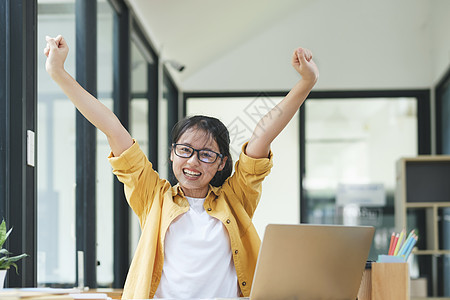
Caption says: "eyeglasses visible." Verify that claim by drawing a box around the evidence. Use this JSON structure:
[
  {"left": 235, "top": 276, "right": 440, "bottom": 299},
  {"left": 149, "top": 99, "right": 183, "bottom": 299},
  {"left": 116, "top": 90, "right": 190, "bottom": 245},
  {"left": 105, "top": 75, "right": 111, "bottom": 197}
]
[{"left": 172, "top": 143, "right": 223, "bottom": 164}]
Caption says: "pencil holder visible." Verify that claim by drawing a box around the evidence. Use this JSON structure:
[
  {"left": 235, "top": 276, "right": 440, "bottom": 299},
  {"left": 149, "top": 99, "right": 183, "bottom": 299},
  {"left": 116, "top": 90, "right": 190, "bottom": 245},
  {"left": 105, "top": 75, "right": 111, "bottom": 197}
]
[
  {"left": 358, "top": 262, "right": 409, "bottom": 300},
  {"left": 357, "top": 267, "right": 372, "bottom": 300},
  {"left": 371, "top": 262, "right": 409, "bottom": 300}
]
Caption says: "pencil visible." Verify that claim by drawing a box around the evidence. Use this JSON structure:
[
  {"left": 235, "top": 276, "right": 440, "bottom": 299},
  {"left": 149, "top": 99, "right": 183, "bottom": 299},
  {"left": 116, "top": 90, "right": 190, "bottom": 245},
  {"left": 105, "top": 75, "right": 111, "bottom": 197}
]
[
  {"left": 404, "top": 235, "right": 418, "bottom": 261},
  {"left": 394, "top": 229, "right": 406, "bottom": 256},
  {"left": 389, "top": 233, "right": 400, "bottom": 255},
  {"left": 388, "top": 232, "right": 395, "bottom": 255},
  {"left": 398, "top": 234, "right": 413, "bottom": 256},
  {"left": 405, "top": 229, "right": 415, "bottom": 245},
  {"left": 398, "top": 229, "right": 416, "bottom": 256}
]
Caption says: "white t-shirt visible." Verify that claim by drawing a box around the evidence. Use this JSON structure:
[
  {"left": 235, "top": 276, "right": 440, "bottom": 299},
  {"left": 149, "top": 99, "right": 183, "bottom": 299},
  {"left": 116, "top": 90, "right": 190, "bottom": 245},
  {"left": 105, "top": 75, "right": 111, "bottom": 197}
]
[{"left": 154, "top": 196, "right": 239, "bottom": 299}]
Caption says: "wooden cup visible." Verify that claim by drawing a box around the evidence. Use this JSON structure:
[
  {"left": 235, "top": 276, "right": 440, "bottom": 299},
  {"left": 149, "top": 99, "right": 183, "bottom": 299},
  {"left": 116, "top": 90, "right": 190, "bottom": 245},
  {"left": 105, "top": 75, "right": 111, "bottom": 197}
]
[{"left": 371, "top": 262, "right": 409, "bottom": 300}]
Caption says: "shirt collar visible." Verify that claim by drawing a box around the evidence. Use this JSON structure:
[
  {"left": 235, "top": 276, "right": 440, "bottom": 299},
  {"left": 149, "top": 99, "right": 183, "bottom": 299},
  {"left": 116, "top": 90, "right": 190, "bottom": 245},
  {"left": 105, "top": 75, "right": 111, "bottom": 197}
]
[{"left": 172, "top": 183, "right": 221, "bottom": 198}]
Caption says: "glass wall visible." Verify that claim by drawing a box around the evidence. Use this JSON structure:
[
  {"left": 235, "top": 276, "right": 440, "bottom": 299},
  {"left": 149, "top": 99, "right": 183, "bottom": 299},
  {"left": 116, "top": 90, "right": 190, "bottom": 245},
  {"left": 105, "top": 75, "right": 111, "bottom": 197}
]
[
  {"left": 37, "top": 0, "right": 76, "bottom": 286},
  {"left": 186, "top": 96, "right": 300, "bottom": 237},
  {"left": 96, "top": 0, "right": 114, "bottom": 287},
  {"left": 129, "top": 40, "right": 148, "bottom": 258},
  {"left": 304, "top": 97, "right": 418, "bottom": 260}
]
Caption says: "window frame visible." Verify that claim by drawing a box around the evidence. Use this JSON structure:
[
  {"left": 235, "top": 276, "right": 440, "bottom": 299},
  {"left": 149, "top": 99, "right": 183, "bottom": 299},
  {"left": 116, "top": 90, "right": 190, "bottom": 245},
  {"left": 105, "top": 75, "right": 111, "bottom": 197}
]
[
  {"left": 0, "top": 0, "right": 38, "bottom": 287},
  {"left": 436, "top": 67, "right": 450, "bottom": 154}
]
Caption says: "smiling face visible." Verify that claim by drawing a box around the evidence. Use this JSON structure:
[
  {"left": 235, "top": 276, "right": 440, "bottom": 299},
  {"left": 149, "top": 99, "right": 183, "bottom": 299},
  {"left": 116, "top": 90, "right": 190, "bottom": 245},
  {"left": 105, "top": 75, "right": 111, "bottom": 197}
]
[{"left": 170, "top": 127, "right": 227, "bottom": 198}]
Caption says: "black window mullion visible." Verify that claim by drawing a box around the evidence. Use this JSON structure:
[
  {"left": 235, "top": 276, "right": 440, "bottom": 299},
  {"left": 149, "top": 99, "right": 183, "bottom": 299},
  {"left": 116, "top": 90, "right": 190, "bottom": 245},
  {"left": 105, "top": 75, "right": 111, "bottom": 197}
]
[
  {"left": 164, "top": 68, "right": 179, "bottom": 181},
  {"left": 23, "top": 0, "right": 38, "bottom": 287},
  {"left": 436, "top": 68, "right": 450, "bottom": 154},
  {"left": 416, "top": 90, "right": 431, "bottom": 155},
  {"left": 75, "top": 0, "right": 97, "bottom": 288},
  {"left": 112, "top": 1, "right": 131, "bottom": 288},
  {"left": 148, "top": 61, "right": 159, "bottom": 169},
  {"left": 0, "top": 0, "right": 9, "bottom": 223},
  {"left": 8, "top": 0, "right": 25, "bottom": 286},
  {"left": 299, "top": 105, "right": 307, "bottom": 223},
  {"left": 182, "top": 94, "right": 187, "bottom": 118},
  {"left": 164, "top": 69, "right": 179, "bottom": 133}
]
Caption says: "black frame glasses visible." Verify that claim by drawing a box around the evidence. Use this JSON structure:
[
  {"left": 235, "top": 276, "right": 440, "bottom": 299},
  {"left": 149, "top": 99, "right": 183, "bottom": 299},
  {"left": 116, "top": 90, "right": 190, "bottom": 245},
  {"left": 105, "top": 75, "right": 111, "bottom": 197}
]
[{"left": 172, "top": 143, "right": 223, "bottom": 164}]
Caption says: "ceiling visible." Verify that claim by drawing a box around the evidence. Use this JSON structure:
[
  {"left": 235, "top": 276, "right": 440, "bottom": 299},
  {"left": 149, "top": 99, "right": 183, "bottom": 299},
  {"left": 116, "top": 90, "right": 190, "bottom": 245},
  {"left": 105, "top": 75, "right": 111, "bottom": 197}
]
[
  {"left": 126, "top": 0, "right": 313, "bottom": 88},
  {"left": 125, "top": 1, "right": 448, "bottom": 92}
]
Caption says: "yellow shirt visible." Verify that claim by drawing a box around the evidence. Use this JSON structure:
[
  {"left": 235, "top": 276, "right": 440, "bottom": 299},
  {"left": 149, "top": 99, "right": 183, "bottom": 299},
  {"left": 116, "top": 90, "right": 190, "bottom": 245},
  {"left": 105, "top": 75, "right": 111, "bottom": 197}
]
[{"left": 108, "top": 140, "right": 273, "bottom": 299}]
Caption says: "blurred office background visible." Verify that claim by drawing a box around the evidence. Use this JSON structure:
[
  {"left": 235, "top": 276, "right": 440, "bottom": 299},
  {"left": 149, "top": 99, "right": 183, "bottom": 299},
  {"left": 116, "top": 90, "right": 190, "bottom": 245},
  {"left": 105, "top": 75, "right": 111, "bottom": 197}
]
[{"left": 1, "top": 0, "right": 450, "bottom": 297}]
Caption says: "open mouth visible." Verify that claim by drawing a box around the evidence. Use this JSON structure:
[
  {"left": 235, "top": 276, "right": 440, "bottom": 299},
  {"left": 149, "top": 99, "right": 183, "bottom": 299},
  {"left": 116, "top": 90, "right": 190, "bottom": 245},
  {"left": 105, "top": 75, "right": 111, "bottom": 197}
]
[{"left": 183, "top": 168, "right": 201, "bottom": 177}]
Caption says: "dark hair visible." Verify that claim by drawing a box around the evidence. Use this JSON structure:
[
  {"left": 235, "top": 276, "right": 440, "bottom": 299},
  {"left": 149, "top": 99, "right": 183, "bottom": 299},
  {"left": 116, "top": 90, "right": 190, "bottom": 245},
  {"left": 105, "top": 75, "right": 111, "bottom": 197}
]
[{"left": 169, "top": 115, "right": 233, "bottom": 187}]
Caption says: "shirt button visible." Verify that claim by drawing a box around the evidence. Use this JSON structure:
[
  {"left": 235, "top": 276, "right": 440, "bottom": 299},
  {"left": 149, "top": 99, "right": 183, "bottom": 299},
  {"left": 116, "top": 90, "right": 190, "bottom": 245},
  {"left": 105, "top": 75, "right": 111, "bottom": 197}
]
[
  {"left": 226, "top": 219, "right": 231, "bottom": 224},
  {"left": 234, "top": 250, "right": 238, "bottom": 254},
  {"left": 207, "top": 208, "right": 212, "bottom": 211},
  {"left": 242, "top": 281, "right": 247, "bottom": 286}
]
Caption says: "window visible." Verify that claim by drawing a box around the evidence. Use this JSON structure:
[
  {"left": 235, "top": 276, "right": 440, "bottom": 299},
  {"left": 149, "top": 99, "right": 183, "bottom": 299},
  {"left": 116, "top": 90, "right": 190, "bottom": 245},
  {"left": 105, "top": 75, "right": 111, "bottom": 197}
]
[
  {"left": 37, "top": 0, "right": 76, "bottom": 286},
  {"left": 96, "top": 0, "right": 114, "bottom": 287},
  {"left": 303, "top": 96, "right": 421, "bottom": 261}
]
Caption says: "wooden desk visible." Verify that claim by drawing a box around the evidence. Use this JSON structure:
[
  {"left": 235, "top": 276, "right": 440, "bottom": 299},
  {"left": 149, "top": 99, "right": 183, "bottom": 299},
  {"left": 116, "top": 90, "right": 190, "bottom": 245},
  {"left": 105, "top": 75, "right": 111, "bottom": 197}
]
[{"left": 82, "top": 289, "right": 123, "bottom": 299}]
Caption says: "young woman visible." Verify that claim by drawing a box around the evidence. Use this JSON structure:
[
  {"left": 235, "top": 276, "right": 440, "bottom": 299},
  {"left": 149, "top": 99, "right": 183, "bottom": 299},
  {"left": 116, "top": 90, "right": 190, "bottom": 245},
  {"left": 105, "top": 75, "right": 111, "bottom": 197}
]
[{"left": 44, "top": 35, "right": 319, "bottom": 299}]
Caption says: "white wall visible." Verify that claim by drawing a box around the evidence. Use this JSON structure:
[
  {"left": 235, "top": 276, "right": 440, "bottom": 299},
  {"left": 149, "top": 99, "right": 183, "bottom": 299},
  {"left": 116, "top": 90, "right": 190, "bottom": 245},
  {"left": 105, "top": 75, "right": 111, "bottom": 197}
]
[{"left": 183, "top": 0, "right": 433, "bottom": 91}]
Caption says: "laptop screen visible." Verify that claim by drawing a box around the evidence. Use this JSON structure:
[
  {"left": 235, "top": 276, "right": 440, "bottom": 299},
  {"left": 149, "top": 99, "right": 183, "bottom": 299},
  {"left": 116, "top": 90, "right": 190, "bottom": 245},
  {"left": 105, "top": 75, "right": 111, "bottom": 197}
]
[{"left": 250, "top": 224, "right": 374, "bottom": 300}]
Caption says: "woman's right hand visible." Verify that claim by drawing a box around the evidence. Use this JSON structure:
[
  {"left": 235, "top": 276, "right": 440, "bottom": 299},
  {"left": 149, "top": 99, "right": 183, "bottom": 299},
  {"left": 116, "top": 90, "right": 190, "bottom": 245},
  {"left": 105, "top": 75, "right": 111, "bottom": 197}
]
[
  {"left": 291, "top": 47, "right": 319, "bottom": 86},
  {"left": 44, "top": 35, "right": 69, "bottom": 77}
]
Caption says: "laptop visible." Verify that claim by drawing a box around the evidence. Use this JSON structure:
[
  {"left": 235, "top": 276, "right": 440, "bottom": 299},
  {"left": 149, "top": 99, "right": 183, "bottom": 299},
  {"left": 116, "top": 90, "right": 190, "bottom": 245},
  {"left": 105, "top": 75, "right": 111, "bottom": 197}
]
[{"left": 249, "top": 224, "right": 374, "bottom": 300}]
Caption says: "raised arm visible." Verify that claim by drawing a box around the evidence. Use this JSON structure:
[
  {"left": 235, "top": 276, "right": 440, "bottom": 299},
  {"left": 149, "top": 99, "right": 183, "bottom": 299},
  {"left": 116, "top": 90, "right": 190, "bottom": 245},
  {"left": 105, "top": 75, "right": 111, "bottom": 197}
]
[
  {"left": 246, "top": 47, "right": 319, "bottom": 158},
  {"left": 44, "top": 35, "right": 133, "bottom": 156}
]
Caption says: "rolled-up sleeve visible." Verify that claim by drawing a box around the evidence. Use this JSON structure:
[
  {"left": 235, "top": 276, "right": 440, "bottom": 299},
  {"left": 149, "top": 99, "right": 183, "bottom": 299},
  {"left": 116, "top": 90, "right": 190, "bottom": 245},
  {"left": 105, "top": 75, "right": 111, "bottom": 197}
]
[
  {"left": 225, "top": 142, "right": 273, "bottom": 217},
  {"left": 108, "top": 140, "right": 166, "bottom": 219}
]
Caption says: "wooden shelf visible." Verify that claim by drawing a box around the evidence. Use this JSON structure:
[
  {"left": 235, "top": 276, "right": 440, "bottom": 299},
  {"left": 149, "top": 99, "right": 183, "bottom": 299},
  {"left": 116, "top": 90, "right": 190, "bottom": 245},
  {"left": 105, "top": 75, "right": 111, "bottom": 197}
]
[
  {"left": 395, "top": 156, "right": 450, "bottom": 247},
  {"left": 395, "top": 156, "right": 450, "bottom": 297},
  {"left": 412, "top": 250, "right": 450, "bottom": 255},
  {"left": 406, "top": 202, "right": 450, "bottom": 208},
  {"left": 411, "top": 297, "right": 450, "bottom": 300}
]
